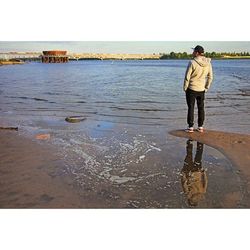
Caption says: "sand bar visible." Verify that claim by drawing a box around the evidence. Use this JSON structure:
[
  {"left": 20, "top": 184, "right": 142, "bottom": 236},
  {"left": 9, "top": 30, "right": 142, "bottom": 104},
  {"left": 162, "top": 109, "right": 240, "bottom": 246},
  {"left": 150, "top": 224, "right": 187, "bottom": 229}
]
[
  {"left": 169, "top": 129, "right": 250, "bottom": 177},
  {"left": 0, "top": 61, "right": 24, "bottom": 65}
]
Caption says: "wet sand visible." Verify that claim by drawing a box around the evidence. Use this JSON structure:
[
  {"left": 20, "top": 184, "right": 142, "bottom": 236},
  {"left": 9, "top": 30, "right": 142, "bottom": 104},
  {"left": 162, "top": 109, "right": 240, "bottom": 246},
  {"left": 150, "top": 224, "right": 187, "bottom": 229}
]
[
  {"left": 0, "top": 130, "right": 83, "bottom": 208},
  {"left": 169, "top": 130, "right": 250, "bottom": 177},
  {"left": 1, "top": 127, "right": 250, "bottom": 208}
]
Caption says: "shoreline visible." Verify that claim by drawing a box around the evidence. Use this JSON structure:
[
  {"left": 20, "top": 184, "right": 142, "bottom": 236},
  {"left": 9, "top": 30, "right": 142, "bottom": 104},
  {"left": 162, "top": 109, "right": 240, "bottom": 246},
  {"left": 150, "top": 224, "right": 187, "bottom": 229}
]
[
  {"left": 169, "top": 129, "right": 250, "bottom": 176},
  {"left": 1, "top": 57, "right": 250, "bottom": 64},
  {"left": 0, "top": 130, "right": 82, "bottom": 208},
  {"left": 1, "top": 127, "right": 250, "bottom": 208},
  {"left": 0, "top": 61, "right": 24, "bottom": 65}
]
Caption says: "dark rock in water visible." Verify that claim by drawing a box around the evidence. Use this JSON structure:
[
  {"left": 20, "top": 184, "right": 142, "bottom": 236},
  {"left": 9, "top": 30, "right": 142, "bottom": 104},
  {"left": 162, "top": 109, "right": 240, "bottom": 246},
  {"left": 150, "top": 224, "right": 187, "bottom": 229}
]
[
  {"left": 65, "top": 116, "right": 86, "bottom": 123},
  {"left": 0, "top": 126, "right": 18, "bottom": 131}
]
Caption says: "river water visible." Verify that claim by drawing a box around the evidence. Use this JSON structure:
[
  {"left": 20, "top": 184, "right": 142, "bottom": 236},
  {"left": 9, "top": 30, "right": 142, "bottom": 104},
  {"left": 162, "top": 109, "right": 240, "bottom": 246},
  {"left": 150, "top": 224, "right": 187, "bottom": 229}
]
[{"left": 1, "top": 59, "right": 250, "bottom": 208}]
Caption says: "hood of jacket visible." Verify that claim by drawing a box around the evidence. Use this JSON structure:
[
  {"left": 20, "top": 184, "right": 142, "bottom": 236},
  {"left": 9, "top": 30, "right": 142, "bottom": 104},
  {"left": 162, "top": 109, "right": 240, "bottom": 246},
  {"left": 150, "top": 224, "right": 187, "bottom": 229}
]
[{"left": 194, "top": 56, "right": 211, "bottom": 67}]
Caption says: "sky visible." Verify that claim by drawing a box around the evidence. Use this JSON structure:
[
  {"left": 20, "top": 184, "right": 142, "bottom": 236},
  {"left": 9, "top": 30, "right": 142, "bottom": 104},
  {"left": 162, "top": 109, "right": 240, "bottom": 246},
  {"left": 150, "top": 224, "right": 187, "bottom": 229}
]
[{"left": 0, "top": 41, "right": 250, "bottom": 54}]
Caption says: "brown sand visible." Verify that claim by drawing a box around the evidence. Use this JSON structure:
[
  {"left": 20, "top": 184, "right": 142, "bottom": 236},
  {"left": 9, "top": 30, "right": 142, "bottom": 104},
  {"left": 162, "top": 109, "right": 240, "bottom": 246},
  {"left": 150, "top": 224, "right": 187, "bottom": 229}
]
[
  {"left": 169, "top": 129, "right": 250, "bottom": 177},
  {"left": 1, "top": 128, "right": 250, "bottom": 208},
  {"left": 0, "top": 130, "right": 82, "bottom": 208},
  {"left": 0, "top": 61, "right": 24, "bottom": 65}
]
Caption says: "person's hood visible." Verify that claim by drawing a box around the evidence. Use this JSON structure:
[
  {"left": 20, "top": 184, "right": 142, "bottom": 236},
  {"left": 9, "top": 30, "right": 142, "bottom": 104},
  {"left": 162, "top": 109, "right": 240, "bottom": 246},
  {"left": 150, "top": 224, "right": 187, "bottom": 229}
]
[{"left": 194, "top": 56, "right": 211, "bottom": 67}]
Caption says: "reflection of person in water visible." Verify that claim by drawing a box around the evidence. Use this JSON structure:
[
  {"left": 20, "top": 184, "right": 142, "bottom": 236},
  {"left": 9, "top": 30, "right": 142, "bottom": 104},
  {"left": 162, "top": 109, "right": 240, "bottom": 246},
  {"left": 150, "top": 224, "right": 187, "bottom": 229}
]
[{"left": 181, "top": 139, "right": 207, "bottom": 207}]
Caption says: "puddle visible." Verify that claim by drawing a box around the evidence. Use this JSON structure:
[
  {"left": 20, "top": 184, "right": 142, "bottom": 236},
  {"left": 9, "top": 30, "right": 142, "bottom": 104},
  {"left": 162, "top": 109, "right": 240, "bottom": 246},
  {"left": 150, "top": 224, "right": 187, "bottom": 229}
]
[
  {"left": 179, "top": 139, "right": 247, "bottom": 208},
  {"left": 52, "top": 127, "right": 248, "bottom": 208}
]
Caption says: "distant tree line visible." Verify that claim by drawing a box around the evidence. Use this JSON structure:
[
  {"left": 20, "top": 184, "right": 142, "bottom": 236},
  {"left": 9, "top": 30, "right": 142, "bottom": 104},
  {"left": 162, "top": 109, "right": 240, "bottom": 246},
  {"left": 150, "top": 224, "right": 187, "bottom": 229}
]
[{"left": 160, "top": 51, "right": 250, "bottom": 59}]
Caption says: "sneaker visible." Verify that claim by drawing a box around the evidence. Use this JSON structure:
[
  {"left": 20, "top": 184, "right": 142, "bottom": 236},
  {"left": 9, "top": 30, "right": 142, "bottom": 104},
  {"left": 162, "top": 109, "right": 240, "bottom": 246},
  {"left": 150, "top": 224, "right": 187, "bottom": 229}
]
[
  {"left": 197, "top": 127, "right": 204, "bottom": 132},
  {"left": 185, "top": 127, "right": 194, "bottom": 133}
]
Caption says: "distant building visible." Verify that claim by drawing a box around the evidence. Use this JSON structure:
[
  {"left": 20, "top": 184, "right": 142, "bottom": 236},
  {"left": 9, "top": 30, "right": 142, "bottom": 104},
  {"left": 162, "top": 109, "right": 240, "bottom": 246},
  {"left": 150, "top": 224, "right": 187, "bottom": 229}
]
[{"left": 41, "top": 50, "right": 69, "bottom": 63}]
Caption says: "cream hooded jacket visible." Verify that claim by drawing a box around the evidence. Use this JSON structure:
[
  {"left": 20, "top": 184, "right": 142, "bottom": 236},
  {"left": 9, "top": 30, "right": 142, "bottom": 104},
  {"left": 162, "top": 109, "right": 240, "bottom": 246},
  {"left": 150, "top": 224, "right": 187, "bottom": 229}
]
[{"left": 183, "top": 56, "right": 213, "bottom": 92}]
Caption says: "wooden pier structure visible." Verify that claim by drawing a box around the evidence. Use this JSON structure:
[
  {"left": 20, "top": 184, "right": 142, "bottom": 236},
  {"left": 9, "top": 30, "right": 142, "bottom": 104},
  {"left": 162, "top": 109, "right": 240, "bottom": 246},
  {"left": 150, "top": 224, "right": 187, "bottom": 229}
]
[{"left": 41, "top": 50, "right": 69, "bottom": 63}]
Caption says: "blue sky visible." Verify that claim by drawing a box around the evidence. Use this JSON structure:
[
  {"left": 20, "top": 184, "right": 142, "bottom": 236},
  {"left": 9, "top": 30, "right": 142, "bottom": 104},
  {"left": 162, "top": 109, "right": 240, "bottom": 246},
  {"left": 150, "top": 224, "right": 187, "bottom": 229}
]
[{"left": 0, "top": 41, "right": 250, "bottom": 53}]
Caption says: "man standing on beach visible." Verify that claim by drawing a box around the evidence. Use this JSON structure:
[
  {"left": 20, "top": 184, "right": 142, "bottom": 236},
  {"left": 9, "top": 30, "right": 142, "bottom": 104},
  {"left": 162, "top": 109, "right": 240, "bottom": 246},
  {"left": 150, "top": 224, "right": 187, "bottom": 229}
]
[{"left": 183, "top": 45, "right": 213, "bottom": 132}]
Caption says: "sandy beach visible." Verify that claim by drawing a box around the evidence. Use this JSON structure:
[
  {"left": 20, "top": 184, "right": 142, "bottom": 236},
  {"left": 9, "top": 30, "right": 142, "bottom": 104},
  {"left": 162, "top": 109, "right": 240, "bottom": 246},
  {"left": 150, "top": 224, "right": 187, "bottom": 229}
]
[
  {"left": 1, "top": 126, "right": 250, "bottom": 208},
  {"left": 0, "top": 130, "right": 83, "bottom": 208},
  {"left": 0, "top": 61, "right": 24, "bottom": 65},
  {"left": 169, "top": 129, "right": 250, "bottom": 176}
]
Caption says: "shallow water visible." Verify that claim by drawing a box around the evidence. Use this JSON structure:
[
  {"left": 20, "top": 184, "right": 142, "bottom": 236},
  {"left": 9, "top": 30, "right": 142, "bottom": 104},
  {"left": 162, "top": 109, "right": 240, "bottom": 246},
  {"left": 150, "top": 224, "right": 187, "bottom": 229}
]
[
  {"left": 1, "top": 60, "right": 250, "bottom": 207},
  {"left": 1, "top": 60, "right": 249, "bottom": 130}
]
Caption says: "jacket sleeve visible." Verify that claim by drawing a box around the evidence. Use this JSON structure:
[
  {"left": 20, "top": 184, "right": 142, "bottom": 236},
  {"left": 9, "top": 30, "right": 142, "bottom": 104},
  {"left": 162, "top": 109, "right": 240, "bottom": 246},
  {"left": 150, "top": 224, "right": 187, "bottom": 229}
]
[
  {"left": 183, "top": 61, "right": 193, "bottom": 91},
  {"left": 205, "top": 63, "right": 213, "bottom": 91}
]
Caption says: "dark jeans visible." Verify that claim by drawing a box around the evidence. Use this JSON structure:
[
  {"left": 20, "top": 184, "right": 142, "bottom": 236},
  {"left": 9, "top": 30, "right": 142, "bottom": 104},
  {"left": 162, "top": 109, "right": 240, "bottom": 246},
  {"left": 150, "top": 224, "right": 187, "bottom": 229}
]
[{"left": 186, "top": 88, "right": 205, "bottom": 127}]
